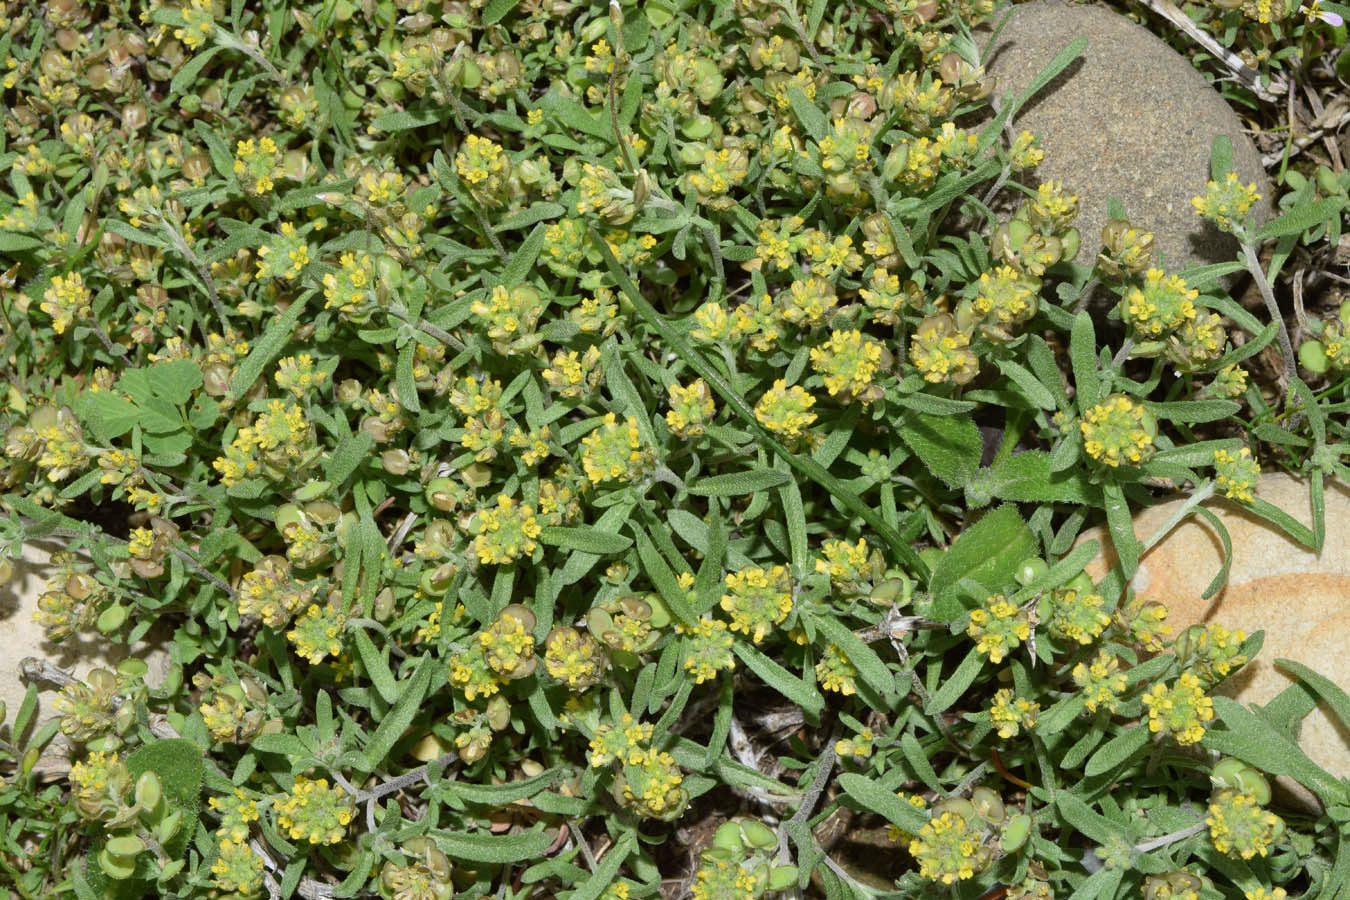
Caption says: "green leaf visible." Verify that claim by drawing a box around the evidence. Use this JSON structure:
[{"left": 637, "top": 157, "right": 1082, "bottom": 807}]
[
  {"left": 325, "top": 431, "right": 374, "bottom": 486},
  {"left": 494, "top": 202, "right": 565, "bottom": 232},
  {"left": 1210, "top": 134, "right": 1234, "bottom": 181},
  {"left": 1057, "top": 793, "right": 1129, "bottom": 844},
  {"left": 370, "top": 107, "right": 450, "bottom": 132},
  {"left": 354, "top": 629, "right": 399, "bottom": 705},
  {"left": 996, "top": 359, "right": 1058, "bottom": 410},
  {"left": 497, "top": 222, "right": 548, "bottom": 287},
  {"left": 898, "top": 412, "right": 981, "bottom": 489},
  {"left": 837, "top": 773, "right": 929, "bottom": 834},
  {"left": 440, "top": 768, "right": 560, "bottom": 805},
  {"left": 0, "top": 231, "right": 42, "bottom": 252},
  {"left": 539, "top": 526, "right": 633, "bottom": 555},
  {"left": 1193, "top": 507, "right": 1232, "bottom": 599},
  {"left": 925, "top": 647, "right": 983, "bottom": 715},
  {"left": 231, "top": 290, "right": 312, "bottom": 397},
  {"left": 810, "top": 613, "right": 894, "bottom": 699},
  {"left": 147, "top": 359, "right": 203, "bottom": 405},
  {"left": 537, "top": 90, "right": 610, "bottom": 140},
  {"left": 900, "top": 732, "right": 943, "bottom": 794},
  {"left": 125, "top": 738, "right": 203, "bottom": 861},
  {"left": 990, "top": 36, "right": 1087, "bottom": 143},
  {"left": 1144, "top": 399, "right": 1241, "bottom": 423},
  {"left": 567, "top": 831, "right": 636, "bottom": 900},
  {"left": 170, "top": 43, "right": 225, "bottom": 95},
  {"left": 431, "top": 825, "right": 557, "bottom": 864},
  {"left": 787, "top": 87, "right": 828, "bottom": 142},
  {"left": 1205, "top": 696, "right": 1348, "bottom": 804},
  {"left": 633, "top": 529, "right": 698, "bottom": 627},
  {"left": 1245, "top": 496, "right": 1316, "bottom": 548},
  {"left": 1070, "top": 311, "right": 1099, "bottom": 408},
  {"left": 75, "top": 392, "right": 140, "bottom": 441},
  {"left": 928, "top": 505, "right": 1036, "bottom": 599},
  {"left": 1102, "top": 481, "right": 1138, "bottom": 579},
  {"left": 1255, "top": 197, "right": 1346, "bottom": 241},
  {"left": 965, "top": 452, "right": 1097, "bottom": 507},
  {"left": 733, "top": 642, "right": 824, "bottom": 717},
  {"left": 480, "top": 0, "right": 522, "bottom": 25},
  {"left": 396, "top": 344, "right": 420, "bottom": 414},
  {"left": 358, "top": 655, "right": 434, "bottom": 775},
  {"left": 1084, "top": 725, "right": 1149, "bottom": 777},
  {"left": 1275, "top": 658, "right": 1350, "bottom": 737},
  {"left": 688, "top": 468, "right": 791, "bottom": 497}
]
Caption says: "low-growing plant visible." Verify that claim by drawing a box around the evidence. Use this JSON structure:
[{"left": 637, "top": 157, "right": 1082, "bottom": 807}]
[{"left": 0, "top": 0, "right": 1349, "bottom": 899}]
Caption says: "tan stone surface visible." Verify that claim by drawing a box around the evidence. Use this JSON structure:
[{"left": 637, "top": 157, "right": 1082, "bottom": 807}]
[
  {"left": 1080, "top": 474, "right": 1350, "bottom": 808},
  {"left": 0, "top": 539, "right": 172, "bottom": 774}
]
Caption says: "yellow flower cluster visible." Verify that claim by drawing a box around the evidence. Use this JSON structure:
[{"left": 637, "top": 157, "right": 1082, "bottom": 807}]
[
  {"left": 1207, "top": 789, "right": 1284, "bottom": 859},
  {"left": 579, "top": 412, "right": 654, "bottom": 485},
  {"left": 676, "top": 617, "right": 735, "bottom": 684},
  {"left": 721, "top": 565, "right": 793, "bottom": 643},
  {"left": 274, "top": 775, "right": 354, "bottom": 845},
  {"left": 816, "top": 643, "right": 858, "bottom": 695},
  {"left": 753, "top": 380, "right": 817, "bottom": 441},
  {"left": 989, "top": 688, "right": 1039, "bottom": 739},
  {"left": 1214, "top": 446, "right": 1260, "bottom": 503},
  {"left": 40, "top": 272, "right": 93, "bottom": 335},
  {"left": 1142, "top": 672, "right": 1215, "bottom": 746},
  {"left": 1080, "top": 395, "right": 1156, "bottom": 468},
  {"left": 1072, "top": 650, "right": 1128, "bottom": 713},
  {"left": 232, "top": 136, "right": 281, "bottom": 195},
  {"left": 1123, "top": 268, "right": 1198, "bottom": 337},
  {"left": 467, "top": 494, "right": 542, "bottom": 565},
  {"left": 966, "top": 594, "right": 1031, "bottom": 664}
]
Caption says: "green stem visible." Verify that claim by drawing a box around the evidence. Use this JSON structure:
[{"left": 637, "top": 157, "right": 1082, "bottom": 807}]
[
  {"left": 1241, "top": 241, "right": 1296, "bottom": 389},
  {"left": 1141, "top": 481, "right": 1217, "bottom": 555}
]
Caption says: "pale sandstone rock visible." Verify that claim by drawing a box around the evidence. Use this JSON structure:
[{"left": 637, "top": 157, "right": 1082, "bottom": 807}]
[
  {"left": 0, "top": 539, "right": 172, "bottom": 775},
  {"left": 982, "top": 0, "right": 1273, "bottom": 287},
  {"left": 1080, "top": 474, "right": 1350, "bottom": 811}
]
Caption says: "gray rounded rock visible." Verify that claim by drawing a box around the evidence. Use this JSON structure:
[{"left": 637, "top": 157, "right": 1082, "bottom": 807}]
[{"left": 981, "top": 0, "right": 1273, "bottom": 279}]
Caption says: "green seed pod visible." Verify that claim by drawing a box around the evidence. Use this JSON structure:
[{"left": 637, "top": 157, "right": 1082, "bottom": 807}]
[
  {"left": 681, "top": 114, "right": 716, "bottom": 141},
  {"left": 157, "top": 859, "right": 185, "bottom": 882},
  {"left": 1014, "top": 558, "right": 1049, "bottom": 586},
  {"left": 275, "top": 503, "right": 306, "bottom": 533},
  {"left": 972, "top": 786, "right": 1005, "bottom": 825},
  {"left": 106, "top": 834, "right": 146, "bottom": 858},
  {"left": 426, "top": 477, "right": 458, "bottom": 511},
  {"left": 99, "top": 848, "right": 138, "bottom": 880},
  {"left": 712, "top": 821, "right": 743, "bottom": 855},
  {"left": 461, "top": 462, "right": 492, "bottom": 488},
  {"left": 678, "top": 142, "right": 708, "bottom": 166},
  {"left": 420, "top": 562, "right": 457, "bottom": 596},
  {"left": 114, "top": 702, "right": 135, "bottom": 734},
  {"left": 156, "top": 808, "right": 183, "bottom": 842},
  {"left": 136, "top": 771, "right": 163, "bottom": 812},
  {"left": 1338, "top": 299, "right": 1350, "bottom": 326},
  {"left": 869, "top": 576, "right": 912, "bottom": 608},
  {"left": 1001, "top": 813, "right": 1032, "bottom": 852},
  {"left": 376, "top": 78, "right": 406, "bottom": 104},
  {"left": 933, "top": 797, "right": 976, "bottom": 822},
  {"left": 767, "top": 865, "right": 799, "bottom": 891},
  {"left": 97, "top": 604, "right": 128, "bottom": 634},
  {"left": 295, "top": 480, "right": 331, "bottom": 502},
  {"left": 21, "top": 746, "right": 40, "bottom": 777},
  {"left": 1235, "top": 767, "right": 1272, "bottom": 806},
  {"left": 740, "top": 819, "right": 776, "bottom": 849},
  {"left": 1060, "top": 226, "right": 1081, "bottom": 262},
  {"left": 1300, "top": 339, "right": 1330, "bottom": 374},
  {"left": 1065, "top": 571, "right": 1094, "bottom": 595}
]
